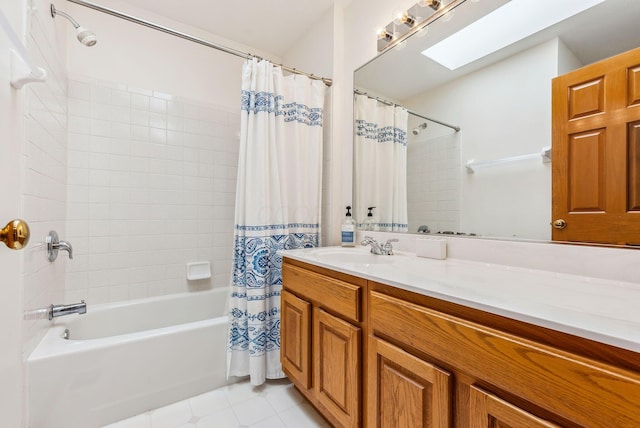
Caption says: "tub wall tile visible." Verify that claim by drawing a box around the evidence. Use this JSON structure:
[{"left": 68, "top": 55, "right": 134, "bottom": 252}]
[{"left": 66, "top": 78, "right": 238, "bottom": 303}]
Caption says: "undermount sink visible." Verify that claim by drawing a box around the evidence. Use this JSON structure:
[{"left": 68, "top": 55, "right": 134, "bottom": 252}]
[{"left": 315, "top": 249, "right": 396, "bottom": 265}]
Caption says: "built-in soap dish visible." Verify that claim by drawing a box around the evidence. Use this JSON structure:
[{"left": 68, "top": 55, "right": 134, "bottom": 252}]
[{"left": 186, "top": 261, "right": 211, "bottom": 280}]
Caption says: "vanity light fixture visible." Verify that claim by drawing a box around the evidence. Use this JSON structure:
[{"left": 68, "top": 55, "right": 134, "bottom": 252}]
[
  {"left": 421, "top": 0, "right": 605, "bottom": 70},
  {"left": 377, "top": 0, "right": 461, "bottom": 52}
]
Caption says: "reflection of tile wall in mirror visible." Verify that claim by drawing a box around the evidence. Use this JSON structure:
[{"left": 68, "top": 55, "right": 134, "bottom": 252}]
[{"left": 407, "top": 133, "right": 460, "bottom": 234}]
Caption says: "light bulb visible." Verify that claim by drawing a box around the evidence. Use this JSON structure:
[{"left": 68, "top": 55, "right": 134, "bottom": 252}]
[
  {"left": 392, "top": 10, "right": 416, "bottom": 27},
  {"left": 376, "top": 28, "right": 393, "bottom": 41}
]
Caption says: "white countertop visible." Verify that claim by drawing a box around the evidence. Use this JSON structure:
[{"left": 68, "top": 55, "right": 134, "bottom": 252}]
[{"left": 279, "top": 246, "right": 640, "bottom": 353}]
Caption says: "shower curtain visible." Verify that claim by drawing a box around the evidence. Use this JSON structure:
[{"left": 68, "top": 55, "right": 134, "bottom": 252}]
[
  {"left": 354, "top": 94, "right": 409, "bottom": 232},
  {"left": 227, "top": 59, "right": 325, "bottom": 385}
]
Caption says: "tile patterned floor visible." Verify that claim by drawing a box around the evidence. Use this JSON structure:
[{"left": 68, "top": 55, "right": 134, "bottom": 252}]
[{"left": 103, "top": 378, "right": 330, "bottom": 428}]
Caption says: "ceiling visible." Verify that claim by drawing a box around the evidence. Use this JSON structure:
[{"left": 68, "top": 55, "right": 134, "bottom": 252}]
[{"left": 116, "top": 0, "right": 339, "bottom": 56}]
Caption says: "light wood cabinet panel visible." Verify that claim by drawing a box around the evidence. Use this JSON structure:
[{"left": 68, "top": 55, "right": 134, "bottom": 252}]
[
  {"left": 314, "top": 308, "right": 361, "bottom": 428},
  {"left": 281, "top": 290, "right": 311, "bottom": 389},
  {"left": 369, "top": 290, "right": 640, "bottom": 427},
  {"left": 469, "top": 386, "right": 559, "bottom": 428},
  {"left": 368, "top": 336, "right": 451, "bottom": 428}
]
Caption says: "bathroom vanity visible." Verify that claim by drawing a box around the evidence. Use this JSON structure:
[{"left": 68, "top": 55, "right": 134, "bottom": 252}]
[{"left": 280, "top": 247, "right": 640, "bottom": 428}]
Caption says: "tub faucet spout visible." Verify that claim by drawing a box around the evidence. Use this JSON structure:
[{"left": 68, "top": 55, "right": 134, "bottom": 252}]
[{"left": 48, "top": 300, "right": 86, "bottom": 321}]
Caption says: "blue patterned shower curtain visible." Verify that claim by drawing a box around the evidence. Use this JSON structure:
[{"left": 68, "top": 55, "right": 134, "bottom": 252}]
[
  {"left": 227, "top": 59, "right": 325, "bottom": 385},
  {"left": 354, "top": 94, "right": 409, "bottom": 232}
]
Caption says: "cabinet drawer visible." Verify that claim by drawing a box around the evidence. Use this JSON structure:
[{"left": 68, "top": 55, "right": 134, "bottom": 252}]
[
  {"left": 369, "top": 290, "right": 640, "bottom": 427},
  {"left": 283, "top": 263, "right": 362, "bottom": 323}
]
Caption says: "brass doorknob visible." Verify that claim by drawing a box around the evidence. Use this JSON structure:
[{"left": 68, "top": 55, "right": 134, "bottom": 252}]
[
  {"left": 553, "top": 219, "right": 567, "bottom": 230},
  {"left": 1, "top": 219, "right": 30, "bottom": 250}
]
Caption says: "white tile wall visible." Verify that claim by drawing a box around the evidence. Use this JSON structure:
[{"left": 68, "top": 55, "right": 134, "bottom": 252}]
[
  {"left": 407, "top": 132, "right": 460, "bottom": 235},
  {"left": 66, "top": 75, "right": 239, "bottom": 303},
  {"left": 22, "top": 1, "right": 69, "bottom": 358}
]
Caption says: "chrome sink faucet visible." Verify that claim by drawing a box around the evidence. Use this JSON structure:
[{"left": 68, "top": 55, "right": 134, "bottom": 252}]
[{"left": 361, "top": 236, "right": 399, "bottom": 255}]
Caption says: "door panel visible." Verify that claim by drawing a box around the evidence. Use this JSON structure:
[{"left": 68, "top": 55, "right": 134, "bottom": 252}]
[{"left": 552, "top": 47, "right": 640, "bottom": 244}]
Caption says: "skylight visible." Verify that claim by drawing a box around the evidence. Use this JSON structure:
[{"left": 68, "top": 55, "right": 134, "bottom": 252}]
[{"left": 421, "top": 0, "right": 606, "bottom": 70}]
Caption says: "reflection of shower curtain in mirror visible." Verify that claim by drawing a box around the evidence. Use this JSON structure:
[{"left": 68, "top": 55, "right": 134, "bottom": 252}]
[
  {"left": 227, "top": 59, "right": 325, "bottom": 385},
  {"left": 354, "top": 94, "right": 408, "bottom": 232}
]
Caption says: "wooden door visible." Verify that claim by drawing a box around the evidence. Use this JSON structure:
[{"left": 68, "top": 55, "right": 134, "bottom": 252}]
[
  {"left": 313, "top": 308, "right": 361, "bottom": 428},
  {"left": 552, "top": 46, "right": 640, "bottom": 244},
  {"left": 469, "top": 386, "right": 559, "bottom": 428},
  {"left": 368, "top": 336, "right": 451, "bottom": 428},
  {"left": 281, "top": 290, "right": 311, "bottom": 389}
]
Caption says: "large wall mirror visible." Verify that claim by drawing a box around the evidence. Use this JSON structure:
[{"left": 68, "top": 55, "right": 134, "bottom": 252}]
[{"left": 354, "top": 0, "right": 640, "bottom": 244}]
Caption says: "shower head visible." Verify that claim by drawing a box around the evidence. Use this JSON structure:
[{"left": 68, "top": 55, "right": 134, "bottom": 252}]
[
  {"left": 51, "top": 4, "right": 97, "bottom": 47},
  {"left": 76, "top": 27, "right": 97, "bottom": 46},
  {"left": 412, "top": 122, "right": 428, "bottom": 135}
]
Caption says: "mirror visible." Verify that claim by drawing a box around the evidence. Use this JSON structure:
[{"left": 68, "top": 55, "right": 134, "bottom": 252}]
[{"left": 354, "top": 0, "right": 640, "bottom": 242}]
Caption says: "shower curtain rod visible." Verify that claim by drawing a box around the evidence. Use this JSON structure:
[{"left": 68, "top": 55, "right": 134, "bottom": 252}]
[
  {"left": 66, "top": 0, "right": 333, "bottom": 86},
  {"left": 354, "top": 89, "right": 460, "bottom": 132}
]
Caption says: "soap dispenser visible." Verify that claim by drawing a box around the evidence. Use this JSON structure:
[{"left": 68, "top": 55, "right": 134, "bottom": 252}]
[
  {"left": 364, "top": 207, "right": 377, "bottom": 231},
  {"left": 341, "top": 206, "right": 356, "bottom": 247}
]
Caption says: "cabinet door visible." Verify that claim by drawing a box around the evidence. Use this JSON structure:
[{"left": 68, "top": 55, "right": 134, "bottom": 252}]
[
  {"left": 368, "top": 336, "right": 451, "bottom": 428},
  {"left": 470, "top": 386, "right": 559, "bottom": 428},
  {"left": 314, "top": 308, "right": 361, "bottom": 428},
  {"left": 281, "top": 290, "right": 311, "bottom": 389}
]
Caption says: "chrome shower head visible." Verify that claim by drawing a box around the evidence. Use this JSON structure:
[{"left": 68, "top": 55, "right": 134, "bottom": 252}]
[
  {"left": 51, "top": 4, "right": 97, "bottom": 47},
  {"left": 412, "top": 122, "right": 428, "bottom": 135}
]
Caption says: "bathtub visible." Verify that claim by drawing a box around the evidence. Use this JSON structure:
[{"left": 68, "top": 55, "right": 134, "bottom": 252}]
[{"left": 27, "top": 288, "right": 230, "bottom": 428}]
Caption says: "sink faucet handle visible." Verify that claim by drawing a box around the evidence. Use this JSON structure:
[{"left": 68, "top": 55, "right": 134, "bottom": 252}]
[
  {"left": 383, "top": 238, "right": 399, "bottom": 255},
  {"left": 361, "top": 236, "right": 376, "bottom": 245}
]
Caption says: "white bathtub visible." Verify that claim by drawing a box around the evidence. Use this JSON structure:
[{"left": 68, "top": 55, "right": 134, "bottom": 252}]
[{"left": 27, "top": 288, "right": 230, "bottom": 428}]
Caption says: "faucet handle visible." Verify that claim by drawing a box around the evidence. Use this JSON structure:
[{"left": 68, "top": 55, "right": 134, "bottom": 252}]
[
  {"left": 383, "top": 238, "right": 399, "bottom": 255},
  {"left": 361, "top": 236, "right": 377, "bottom": 245}
]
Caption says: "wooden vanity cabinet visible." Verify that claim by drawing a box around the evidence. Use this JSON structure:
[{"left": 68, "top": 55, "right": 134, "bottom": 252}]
[
  {"left": 282, "top": 260, "right": 640, "bottom": 428},
  {"left": 368, "top": 282, "right": 640, "bottom": 428},
  {"left": 281, "top": 259, "right": 366, "bottom": 428}
]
